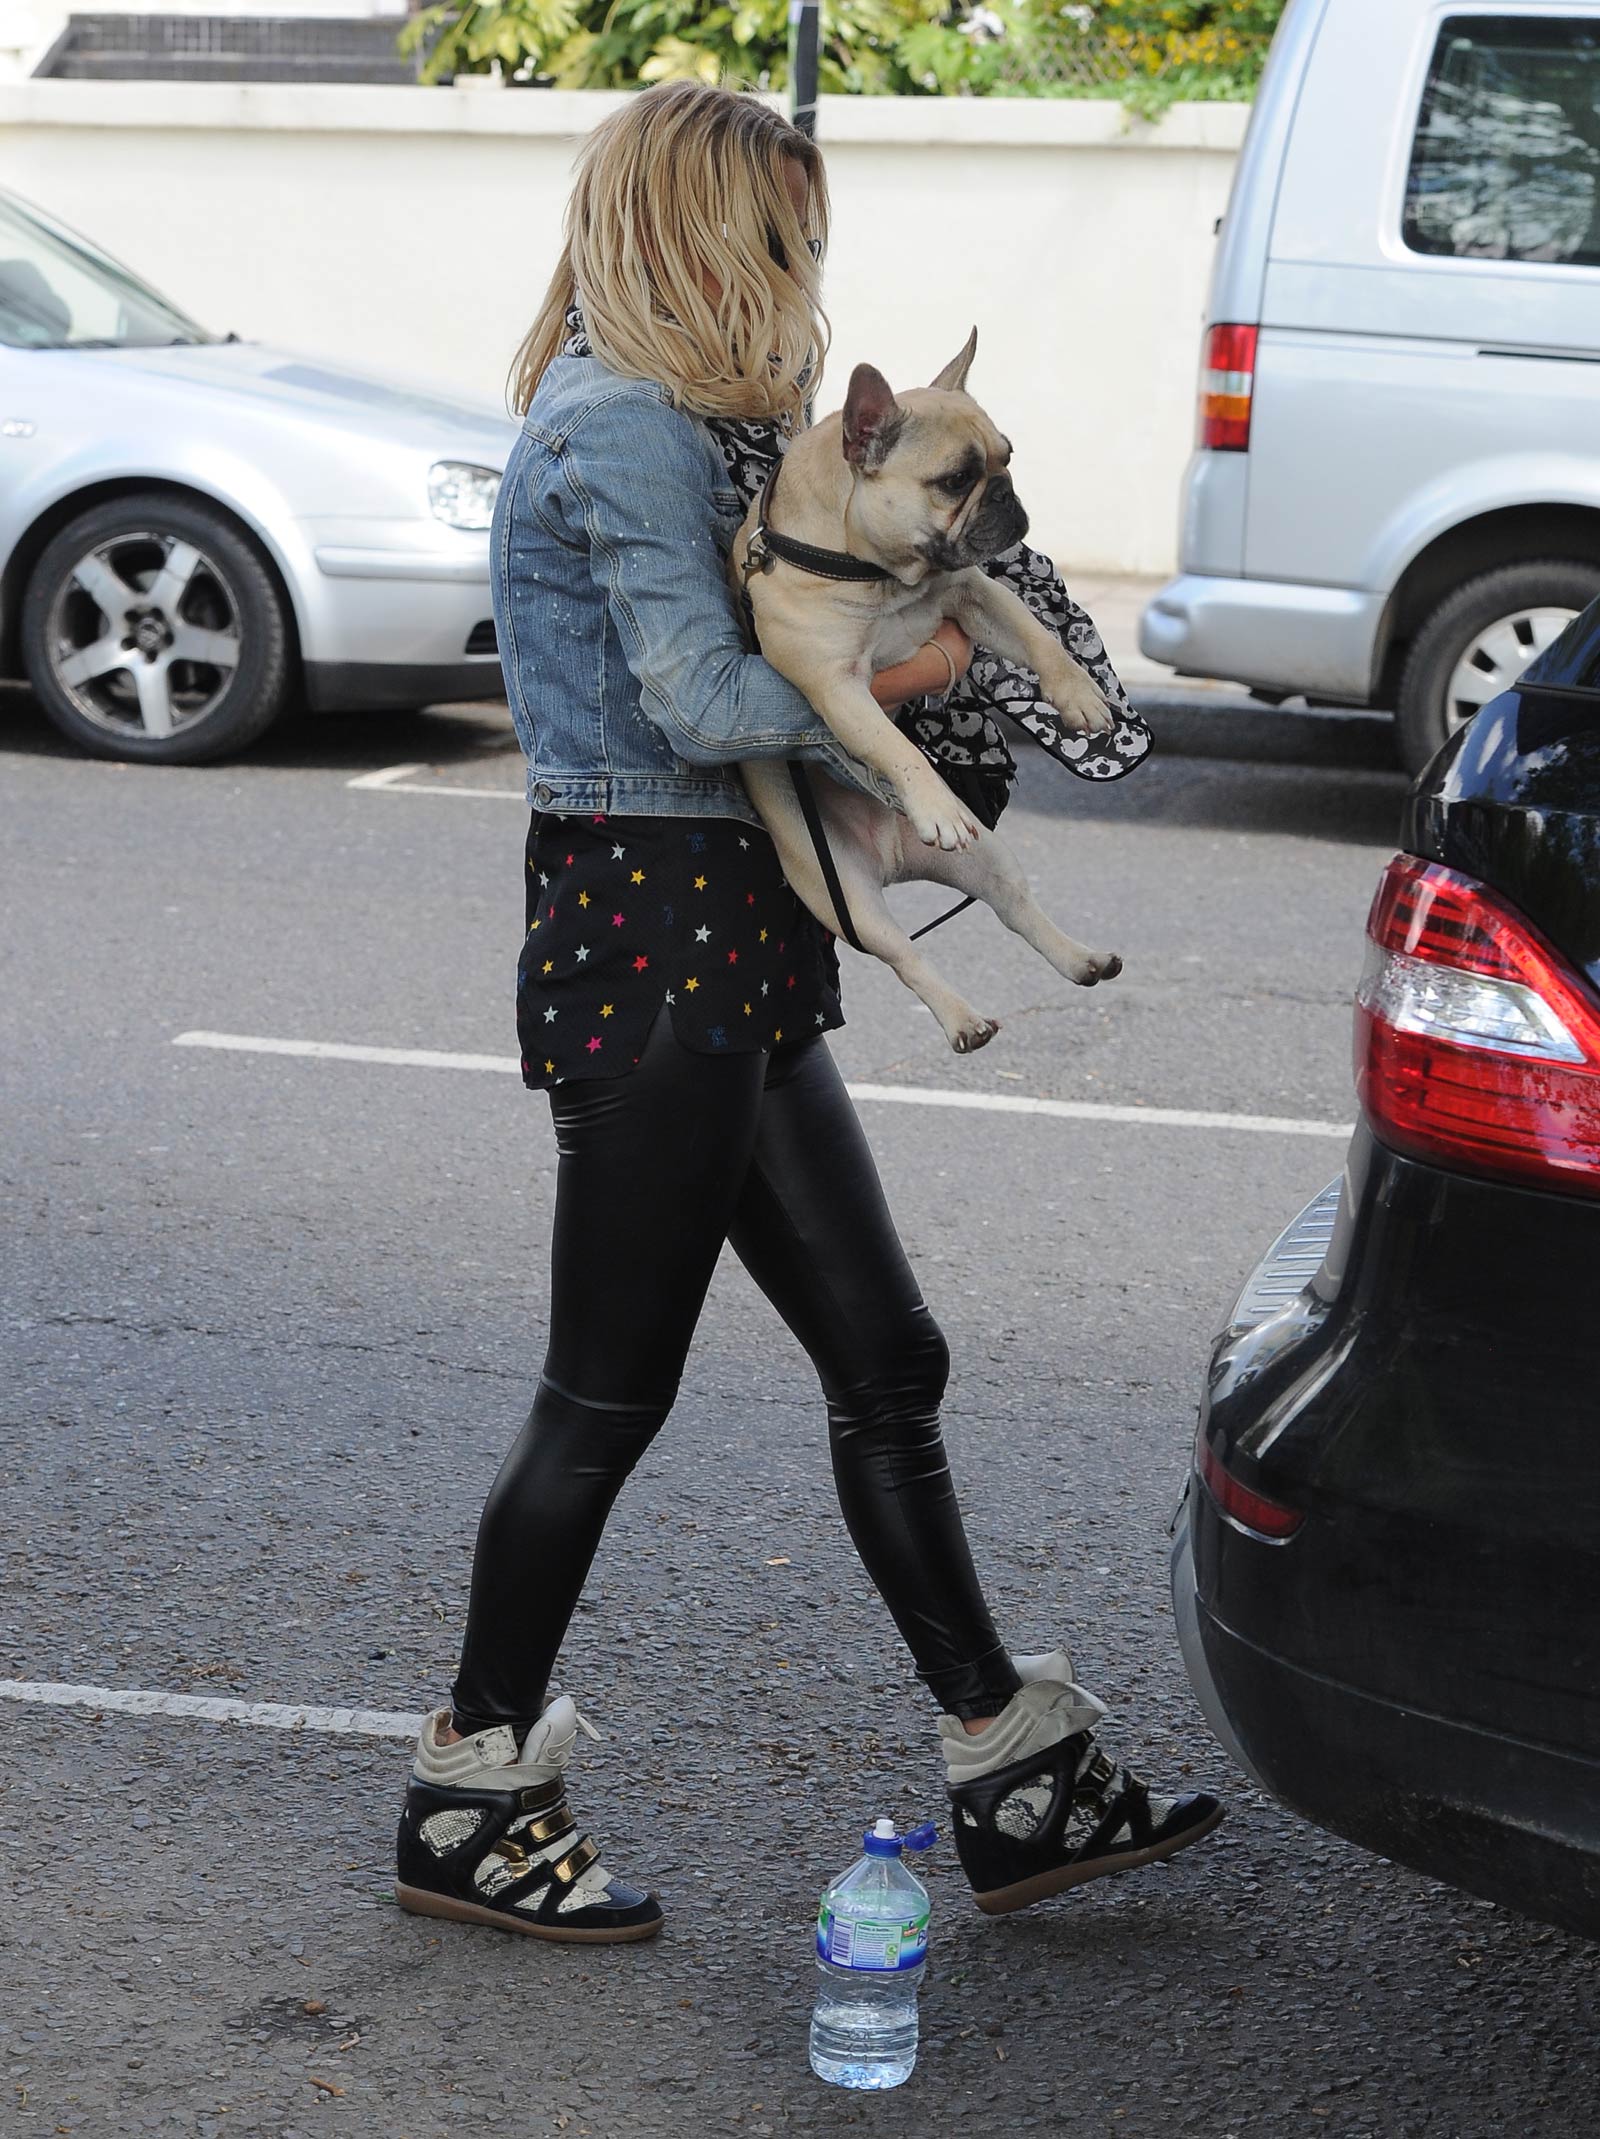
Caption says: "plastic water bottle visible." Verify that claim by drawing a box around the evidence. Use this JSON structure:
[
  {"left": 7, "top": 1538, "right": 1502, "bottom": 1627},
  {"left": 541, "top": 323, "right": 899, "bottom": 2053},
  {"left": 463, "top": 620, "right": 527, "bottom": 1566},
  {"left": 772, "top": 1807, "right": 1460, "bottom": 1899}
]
[{"left": 809, "top": 1817, "right": 936, "bottom": 2090}]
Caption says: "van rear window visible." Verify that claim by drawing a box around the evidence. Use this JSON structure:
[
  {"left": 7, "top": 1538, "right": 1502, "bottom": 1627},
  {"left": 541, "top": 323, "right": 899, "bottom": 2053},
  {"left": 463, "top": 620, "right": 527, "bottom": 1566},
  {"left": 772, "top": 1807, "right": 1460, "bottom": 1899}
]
[{"left": 1405, "top": 17, "right": 1600, "bottom": 268}]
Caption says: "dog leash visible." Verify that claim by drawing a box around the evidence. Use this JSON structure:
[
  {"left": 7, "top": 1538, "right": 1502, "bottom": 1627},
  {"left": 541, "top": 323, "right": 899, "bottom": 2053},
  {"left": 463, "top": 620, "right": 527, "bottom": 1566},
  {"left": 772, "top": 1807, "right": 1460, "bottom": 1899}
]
[
  {"left": 788, "top": 762, "right": 979, "bottom": 949},
  {"left": 786, "top": 761, "right": 865, "bottom": 953},
  {"left": 748, "top": 459, "right": 980, "bottom": 957}
]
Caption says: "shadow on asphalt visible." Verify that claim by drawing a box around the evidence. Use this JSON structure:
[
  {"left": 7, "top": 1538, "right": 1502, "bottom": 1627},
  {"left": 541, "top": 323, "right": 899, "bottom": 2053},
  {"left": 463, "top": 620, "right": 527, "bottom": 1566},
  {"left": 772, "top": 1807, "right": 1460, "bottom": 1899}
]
[
  {"left": 0, "top": 681, "right": 516, "bottom": 772},
  {"left": 1012, "top": 690, "right": 1411, "bottom": 849},
  {"left": 3, "top": 680, "right": 1411, "bottom": 846},
  {"left": 1135, "top": 688, "right": 1400, "bottom": 773}
]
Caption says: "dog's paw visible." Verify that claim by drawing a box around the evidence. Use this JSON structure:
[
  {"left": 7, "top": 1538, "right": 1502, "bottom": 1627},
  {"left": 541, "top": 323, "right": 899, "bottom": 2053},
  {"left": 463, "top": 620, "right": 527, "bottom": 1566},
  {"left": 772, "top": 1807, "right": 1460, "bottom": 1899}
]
[
  {"left": 951, "top": 1016, "right": 1001, "bottom": 1054},
  {"left": 1076, "top": 951, "right": 1123, "bottom": 988},
  {"left": 1047, "top": 670, "right": 1116, "bottom": 738},
  {"left": 909, "top": 799, "right": 982, "bottom": 853}
]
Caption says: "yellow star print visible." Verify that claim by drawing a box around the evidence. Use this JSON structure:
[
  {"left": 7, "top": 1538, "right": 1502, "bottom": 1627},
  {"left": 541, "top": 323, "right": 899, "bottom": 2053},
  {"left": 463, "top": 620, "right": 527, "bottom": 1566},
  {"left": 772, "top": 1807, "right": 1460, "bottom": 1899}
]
[
  {"left": 693, "top": 875, "right": 708, "bottom": 891},
  {"left": 630, "top": 869, "right": 645, "bottom": 885},
  {"left": 685, "top": 976, "right": 700, "bottom": 993},
  {"left": 542, "top": 959, "right": 554, "bottom": 974},
  {"left": 758, "top": 928, "right": 768, "bottom": 943},
  {"left": 773, "top": 1027, "right": 783, "bottom": 1043},
  {"left": 544, "top": 1059, "right": 555, "bottom": 1074},
  {"left": 600, "top": 1003, "right": 615, "bottom": 1018},
  {"left": 743, "top": 1002, "right": 752, "bottom": 1016},
  {"left": 578, "top": 891, "right": 590, "bottom": 908}
]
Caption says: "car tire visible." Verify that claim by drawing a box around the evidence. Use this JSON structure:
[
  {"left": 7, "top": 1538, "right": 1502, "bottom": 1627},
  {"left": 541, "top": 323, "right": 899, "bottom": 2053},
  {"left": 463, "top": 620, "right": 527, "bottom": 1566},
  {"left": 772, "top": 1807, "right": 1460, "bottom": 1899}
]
[
  {"left": 1397, "top": 560, "right": 1600, "bottom": 776},
  {"left": 21, "top": 494, "right": 295, "bottom": 764}
]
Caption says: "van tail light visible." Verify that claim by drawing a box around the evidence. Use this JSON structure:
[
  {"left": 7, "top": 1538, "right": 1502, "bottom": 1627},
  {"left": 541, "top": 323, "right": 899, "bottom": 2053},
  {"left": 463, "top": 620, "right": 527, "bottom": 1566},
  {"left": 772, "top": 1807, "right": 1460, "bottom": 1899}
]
[
  {"left": 1196, "top": 1429, "right": 1303, "bottom": 1541},
  {"left": 1355, "top": 856, "right": 1600, "bottom": 1197},
  {"left": 1197, "top": 324, "right": 1258, "bottom": 451}
]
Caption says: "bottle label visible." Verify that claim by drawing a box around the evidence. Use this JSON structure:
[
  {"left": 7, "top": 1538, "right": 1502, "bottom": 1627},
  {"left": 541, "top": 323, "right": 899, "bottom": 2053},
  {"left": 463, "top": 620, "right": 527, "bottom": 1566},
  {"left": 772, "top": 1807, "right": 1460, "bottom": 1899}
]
[{"left": 816, "top": 1902, "right": 929, "bottom": 1972}]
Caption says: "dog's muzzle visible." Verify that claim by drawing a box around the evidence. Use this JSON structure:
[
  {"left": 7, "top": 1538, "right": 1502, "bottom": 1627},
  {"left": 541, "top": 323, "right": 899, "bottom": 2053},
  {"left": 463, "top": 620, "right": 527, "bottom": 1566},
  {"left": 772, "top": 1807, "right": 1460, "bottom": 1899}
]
[
  {"left": 921, "top": 475, "right": 1032, "bottom": 574},
  {"left": 965, "top": 475, "right": 1029, "bottom": 562}
]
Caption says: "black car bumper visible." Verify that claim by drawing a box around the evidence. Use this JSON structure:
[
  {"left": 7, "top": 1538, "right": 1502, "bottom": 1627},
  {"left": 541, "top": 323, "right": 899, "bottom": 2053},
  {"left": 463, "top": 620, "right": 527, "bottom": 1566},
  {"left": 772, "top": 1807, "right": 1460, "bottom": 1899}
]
[
  {"left": 1175, "top": 1128, "right": 1600, "bottom": 1939},
  {"left": 304, "top": 659, "right": 505, "bottom": 713},
  {"left": 1174, "top": 1492, "right": 1600, "bottom": 1937}
]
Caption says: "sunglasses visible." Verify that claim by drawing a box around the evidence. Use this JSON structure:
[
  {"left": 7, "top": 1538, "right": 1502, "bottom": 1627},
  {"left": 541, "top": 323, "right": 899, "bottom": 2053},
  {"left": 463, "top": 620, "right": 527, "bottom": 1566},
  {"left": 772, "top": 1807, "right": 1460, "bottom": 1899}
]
[{"left": 766, "top": 231, "right": 825, "bottom": 273}]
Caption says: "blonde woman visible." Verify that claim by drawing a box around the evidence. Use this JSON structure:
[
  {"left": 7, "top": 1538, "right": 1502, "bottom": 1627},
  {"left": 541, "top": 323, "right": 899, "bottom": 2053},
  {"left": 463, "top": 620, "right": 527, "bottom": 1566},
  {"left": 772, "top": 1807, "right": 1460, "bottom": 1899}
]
[{"left": 395, "top": 81, "right": 1221, "bottom": 1943}]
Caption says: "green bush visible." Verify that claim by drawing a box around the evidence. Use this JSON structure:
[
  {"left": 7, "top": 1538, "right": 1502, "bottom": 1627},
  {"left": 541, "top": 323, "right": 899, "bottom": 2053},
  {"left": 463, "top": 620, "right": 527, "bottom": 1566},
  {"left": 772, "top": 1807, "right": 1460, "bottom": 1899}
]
[{"left": 398, "top": 0, "right": 1288, "bottom": 104}]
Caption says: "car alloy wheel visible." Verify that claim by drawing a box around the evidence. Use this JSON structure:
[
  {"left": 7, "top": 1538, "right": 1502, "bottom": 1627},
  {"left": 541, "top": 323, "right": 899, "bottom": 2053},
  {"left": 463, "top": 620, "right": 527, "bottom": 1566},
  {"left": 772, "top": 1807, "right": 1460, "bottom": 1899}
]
[
  {"left": 24, "top": 490, "right": 294, "bottom": 764},
  {"left": 48, "top": 529, "right": 243, "bottom": 743},
  {"left": 1444, "top": 606, "right": 1576, "bottom": 734},
  {"left": 1396, "top": 560, "right": 1600, "bottom": 777}
]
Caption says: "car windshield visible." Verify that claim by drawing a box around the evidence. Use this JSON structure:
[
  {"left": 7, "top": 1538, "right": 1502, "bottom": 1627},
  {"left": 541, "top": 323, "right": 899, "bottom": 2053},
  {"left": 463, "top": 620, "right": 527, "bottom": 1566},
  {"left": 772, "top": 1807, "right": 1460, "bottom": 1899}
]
[{"left": 0, "top": 191, "right": 213, "bottom": 351}]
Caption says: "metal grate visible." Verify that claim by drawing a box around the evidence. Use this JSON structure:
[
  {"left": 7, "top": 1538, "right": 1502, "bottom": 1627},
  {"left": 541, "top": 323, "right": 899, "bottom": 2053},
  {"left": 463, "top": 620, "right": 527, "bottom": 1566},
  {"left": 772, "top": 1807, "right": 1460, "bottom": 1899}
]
[{"left": 38, "top": 14, "right": 419, "bottom": 82}]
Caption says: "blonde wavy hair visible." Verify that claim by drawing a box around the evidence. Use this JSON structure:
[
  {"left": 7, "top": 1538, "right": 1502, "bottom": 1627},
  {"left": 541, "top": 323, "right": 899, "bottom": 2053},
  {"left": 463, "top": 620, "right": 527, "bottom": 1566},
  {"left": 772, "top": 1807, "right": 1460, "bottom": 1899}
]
[{"left": 511, "top": 82, "right": 829, "bottom": 423}]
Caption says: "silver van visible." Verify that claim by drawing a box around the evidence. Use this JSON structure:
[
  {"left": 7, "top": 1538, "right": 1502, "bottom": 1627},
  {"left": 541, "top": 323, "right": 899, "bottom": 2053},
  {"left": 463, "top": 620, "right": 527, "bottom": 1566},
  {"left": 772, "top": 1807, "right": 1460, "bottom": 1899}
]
[{"left": 1139, "top": 0, "right": 1600, "bottom": 769}]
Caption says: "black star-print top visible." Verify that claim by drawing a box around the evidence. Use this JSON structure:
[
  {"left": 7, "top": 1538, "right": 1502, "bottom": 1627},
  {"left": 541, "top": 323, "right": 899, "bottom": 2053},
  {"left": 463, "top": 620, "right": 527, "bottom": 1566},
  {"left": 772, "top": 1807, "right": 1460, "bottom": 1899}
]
[{"left": 515, "top": 811, "right": 845, "bottom": 1089}]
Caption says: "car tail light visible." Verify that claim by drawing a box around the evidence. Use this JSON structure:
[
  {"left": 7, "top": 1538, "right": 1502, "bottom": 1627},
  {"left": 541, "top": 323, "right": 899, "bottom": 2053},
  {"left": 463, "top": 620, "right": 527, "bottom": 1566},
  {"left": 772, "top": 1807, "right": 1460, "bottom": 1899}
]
[
  {"left": 1197, "top": 324, "right": 1258, "bottom": 451},
  {"left": 1196, "top": 1429, "right": 1303, "bottom": 1541},
  {"left": 1356, "top": 856, "right": 1600, "bottom": 1197}
]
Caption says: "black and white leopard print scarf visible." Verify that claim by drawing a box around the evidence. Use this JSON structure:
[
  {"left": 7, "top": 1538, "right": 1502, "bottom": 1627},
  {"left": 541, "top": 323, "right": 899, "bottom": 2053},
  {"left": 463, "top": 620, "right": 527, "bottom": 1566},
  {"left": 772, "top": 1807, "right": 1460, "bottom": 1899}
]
[{"left": 560, "top": 307, "right": 1151, "bottom": 819}]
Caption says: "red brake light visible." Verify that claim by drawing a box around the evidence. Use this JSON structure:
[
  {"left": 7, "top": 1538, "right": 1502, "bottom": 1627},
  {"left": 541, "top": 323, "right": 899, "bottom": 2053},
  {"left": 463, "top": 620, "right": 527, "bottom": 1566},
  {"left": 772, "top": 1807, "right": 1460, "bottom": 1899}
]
[
  {"left": 1196, "top": 1430, "right": 1303, "bottom": 1541},
  {"left": 1355, "top": 856, "right": 1600, "bottom": 1197},
  {"left": 1198, "top": 324, "right": 1257, "bottom": 451}
]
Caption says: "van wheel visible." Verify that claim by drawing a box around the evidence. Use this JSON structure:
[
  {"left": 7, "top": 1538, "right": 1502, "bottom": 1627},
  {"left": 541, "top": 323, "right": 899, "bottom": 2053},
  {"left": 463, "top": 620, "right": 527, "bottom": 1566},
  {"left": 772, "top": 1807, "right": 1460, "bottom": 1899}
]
[
  {"left": 22, "top": 494, "right": 294, "bottom": 764},
  {"left": 1397, "top": 561, "right": 1599, "bottom": 775}
]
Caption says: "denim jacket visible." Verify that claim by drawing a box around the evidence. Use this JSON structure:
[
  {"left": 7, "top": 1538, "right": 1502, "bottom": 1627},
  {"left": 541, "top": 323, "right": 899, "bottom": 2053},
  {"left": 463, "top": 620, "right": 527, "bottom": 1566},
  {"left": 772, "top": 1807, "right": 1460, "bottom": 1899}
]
[{"left": 492, "top": 354, "right": 893, "bottom": 826}]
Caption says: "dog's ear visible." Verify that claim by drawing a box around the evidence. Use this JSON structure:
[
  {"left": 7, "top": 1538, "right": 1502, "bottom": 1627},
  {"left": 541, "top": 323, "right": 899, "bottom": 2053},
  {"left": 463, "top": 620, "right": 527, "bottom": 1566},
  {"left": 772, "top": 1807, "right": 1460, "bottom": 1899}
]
[
  {"left": 842, "top": 364, "right": 905, "bottom": 471},
  {"left": 929, "top": 327, "right": 978, "bottom": 394}
]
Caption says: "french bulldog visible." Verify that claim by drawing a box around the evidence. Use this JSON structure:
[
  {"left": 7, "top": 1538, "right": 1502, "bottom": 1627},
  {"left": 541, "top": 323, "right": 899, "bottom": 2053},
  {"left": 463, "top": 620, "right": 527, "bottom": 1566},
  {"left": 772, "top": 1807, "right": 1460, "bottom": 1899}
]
[{"left": 731, "top": 330, "right": 1123, "bottom": 1054}]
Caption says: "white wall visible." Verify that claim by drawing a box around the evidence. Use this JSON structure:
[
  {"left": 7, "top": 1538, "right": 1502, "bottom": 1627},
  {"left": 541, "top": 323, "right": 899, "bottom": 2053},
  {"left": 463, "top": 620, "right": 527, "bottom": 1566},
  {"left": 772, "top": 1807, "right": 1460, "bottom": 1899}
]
[
  {"left": 0, "top": 83, "right": 1247, "bottom": 574},
  {"left": 0, "top": 1, "right": 69, "bottom": 79}
]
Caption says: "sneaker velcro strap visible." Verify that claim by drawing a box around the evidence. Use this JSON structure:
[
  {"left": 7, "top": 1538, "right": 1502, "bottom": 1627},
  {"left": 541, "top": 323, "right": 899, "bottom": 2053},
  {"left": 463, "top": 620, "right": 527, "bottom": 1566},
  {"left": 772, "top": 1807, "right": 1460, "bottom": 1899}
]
[
  {"left": 515, "top": 1779, "right": 567, "bottom": 1814},
  {"left": 550, "top": 1834, "right": 600, "bottom": 1885},
  {"left": 521, "top": 1802, "right": 576, "bottom": 1846},
  {"left": 487, "top": 1837, "right": 543, "bottom": 1886},
  {"left": 1079, "top": 1748, "right": 1119, "bottom": 1795},
  {"left": 1077, "top": 1770, "right": 1154, "bottom": 1857}
]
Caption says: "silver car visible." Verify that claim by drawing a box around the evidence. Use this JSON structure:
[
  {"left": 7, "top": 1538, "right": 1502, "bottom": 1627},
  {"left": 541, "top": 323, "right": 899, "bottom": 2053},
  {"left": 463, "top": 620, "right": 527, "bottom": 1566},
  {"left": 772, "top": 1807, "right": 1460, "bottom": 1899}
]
[
  {"left": 0, "top": 186, "right": 514, "bottom": 762},
  {"left": 1141, "top": 0, "right": 1600, "bottom": 771}
]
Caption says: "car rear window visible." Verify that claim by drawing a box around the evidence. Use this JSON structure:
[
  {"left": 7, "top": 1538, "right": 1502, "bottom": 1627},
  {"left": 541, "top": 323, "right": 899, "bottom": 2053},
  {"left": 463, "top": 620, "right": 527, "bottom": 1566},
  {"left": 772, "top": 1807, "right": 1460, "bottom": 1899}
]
[
  {"left": 1519, "top": 598, "right": 1600, "bottom": 693},
  {"left": 1404, "top": 16, "right": 1600, "bottom": 268}
]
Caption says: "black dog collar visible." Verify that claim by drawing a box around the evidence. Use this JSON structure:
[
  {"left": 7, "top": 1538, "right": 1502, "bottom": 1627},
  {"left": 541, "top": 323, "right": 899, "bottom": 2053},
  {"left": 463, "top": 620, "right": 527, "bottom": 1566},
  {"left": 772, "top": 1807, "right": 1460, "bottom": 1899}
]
[{"left": 742, "top": 459, "right": 894, "bottom": 588}]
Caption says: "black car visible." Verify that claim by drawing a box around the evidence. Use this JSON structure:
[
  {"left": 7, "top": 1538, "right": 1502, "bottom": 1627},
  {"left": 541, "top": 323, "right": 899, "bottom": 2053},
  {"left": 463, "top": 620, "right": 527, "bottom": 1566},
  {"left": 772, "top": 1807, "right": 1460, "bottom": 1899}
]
[{"left": 1172, "top": 598, "right": 1600, "bottom": 1940}]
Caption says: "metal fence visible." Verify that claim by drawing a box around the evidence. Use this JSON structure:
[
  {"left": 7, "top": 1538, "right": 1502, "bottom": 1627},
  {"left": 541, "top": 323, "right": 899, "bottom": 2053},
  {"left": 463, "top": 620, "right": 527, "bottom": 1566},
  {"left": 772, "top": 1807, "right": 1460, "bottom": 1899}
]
[
  {"left": 967, "top": 3, "right": 1280, "bottom": 98},
  {"left": 982, "top": 11, "right": 1175, "bottom": 94}
]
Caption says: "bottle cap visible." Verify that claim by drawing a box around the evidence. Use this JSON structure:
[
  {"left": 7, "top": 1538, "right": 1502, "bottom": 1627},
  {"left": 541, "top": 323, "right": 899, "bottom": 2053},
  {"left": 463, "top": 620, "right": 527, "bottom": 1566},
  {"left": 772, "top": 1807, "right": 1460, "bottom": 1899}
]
[{"left": 863, "top": 1818, "right": 901, "bottom": 1857}]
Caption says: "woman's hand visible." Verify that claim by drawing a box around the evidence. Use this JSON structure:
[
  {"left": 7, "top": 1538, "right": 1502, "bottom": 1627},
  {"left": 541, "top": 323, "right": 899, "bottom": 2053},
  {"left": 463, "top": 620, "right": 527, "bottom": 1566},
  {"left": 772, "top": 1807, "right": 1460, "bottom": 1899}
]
[{"left": 869, "top": 621, "right": 974, "bottom": 711}]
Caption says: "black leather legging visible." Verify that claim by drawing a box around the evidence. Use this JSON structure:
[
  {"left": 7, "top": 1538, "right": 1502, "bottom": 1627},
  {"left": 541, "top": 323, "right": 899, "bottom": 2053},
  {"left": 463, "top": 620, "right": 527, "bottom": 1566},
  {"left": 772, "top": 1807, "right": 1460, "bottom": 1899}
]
[{"left": 451, "top": 1007, "right": 1022, "bottom": 1729}]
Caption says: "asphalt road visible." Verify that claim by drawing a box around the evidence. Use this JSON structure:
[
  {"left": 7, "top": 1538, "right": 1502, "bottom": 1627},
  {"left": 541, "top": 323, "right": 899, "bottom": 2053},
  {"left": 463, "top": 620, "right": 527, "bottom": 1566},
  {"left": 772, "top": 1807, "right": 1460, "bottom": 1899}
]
[{"left": 4, "top": 684, "right": 1597, "bottom": 2139}]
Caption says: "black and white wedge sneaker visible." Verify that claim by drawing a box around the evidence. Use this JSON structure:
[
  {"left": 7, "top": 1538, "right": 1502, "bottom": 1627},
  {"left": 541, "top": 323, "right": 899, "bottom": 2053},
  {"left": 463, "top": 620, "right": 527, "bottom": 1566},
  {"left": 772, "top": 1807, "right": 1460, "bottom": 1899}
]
[
  {"left": 396, "top": 1697, "right": 664, "bottom": 1943},
  {"left": 941, "top": 1650, "right": 1224, "bottom": 1917}
]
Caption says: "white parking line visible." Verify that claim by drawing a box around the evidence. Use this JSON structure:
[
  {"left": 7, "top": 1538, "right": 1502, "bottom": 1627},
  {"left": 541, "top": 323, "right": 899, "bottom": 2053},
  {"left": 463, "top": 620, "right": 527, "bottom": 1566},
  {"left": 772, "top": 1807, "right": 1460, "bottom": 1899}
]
[
  {"left": 0, "top": 1678, "right": 420, "bottom": 1741},
  {"left": 172, "top": 1030, "right": 1352, "bottom": 1140},
  {"left": 345, "top": 762, "right": 429, "bottom": 791},
  {"left": 346, "top": 762, "right": 521, "bottom": 799},
  {"left": 844, "top": 1083, "right": 1350, "bottom": 1139},
  {"left": 175, "top": 1030, "right": 519, "bottom": 1074}
]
